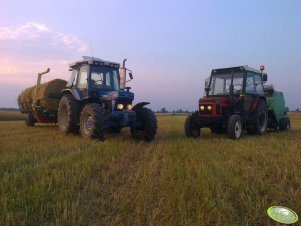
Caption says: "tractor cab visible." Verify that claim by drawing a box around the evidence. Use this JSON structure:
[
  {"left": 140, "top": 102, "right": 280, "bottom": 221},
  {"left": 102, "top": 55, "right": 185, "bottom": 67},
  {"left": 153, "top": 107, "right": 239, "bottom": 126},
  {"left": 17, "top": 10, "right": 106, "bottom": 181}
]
[
  {"left": 66, "top": 56, "right": 134, "bottom": 111},
  {"left": 208, "top": 65, "right": 267, "bottom": 97}
]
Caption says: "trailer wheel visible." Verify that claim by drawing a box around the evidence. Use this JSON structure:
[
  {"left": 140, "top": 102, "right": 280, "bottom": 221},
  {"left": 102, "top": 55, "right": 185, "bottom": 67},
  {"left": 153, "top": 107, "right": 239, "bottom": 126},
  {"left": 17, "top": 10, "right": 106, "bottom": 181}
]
[
  {"left": 131, "top": 107, "right": 157, "bottom": 142},
  {"left": 58, "top": 94, "right": 77, "bottom": 133},
  {"left": 185, "top": 113, "right": 200, "bottom": 138},
  {"left": 227, "top": 114, "right": 243, "bottom": 139},
  {"left": 246, "top": 99, "right": 268, "bottom": 135},
  {"left": 80, "top": 103, "right": 108, "bottom": 140},
  {"left": 279, "top": 117, "right": 290, "bottom": 131},
  {"left": 25, "top": 113, "right": 35, "bottom": 127}
]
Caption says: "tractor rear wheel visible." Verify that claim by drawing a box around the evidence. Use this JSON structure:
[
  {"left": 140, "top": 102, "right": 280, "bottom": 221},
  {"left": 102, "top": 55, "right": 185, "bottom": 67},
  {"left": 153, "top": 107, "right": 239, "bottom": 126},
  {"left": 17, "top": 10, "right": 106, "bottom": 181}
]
[
  {"left": 246, "top": 99, "right": 268, "bottom": 135},
  {"left": 25, "top": 113, "right": 35, "bottom": 127},
  {"left": 279, "top": 117, "right": 290, "bottom": 131},
  {"left": 227, "top": 114, "right": 243, "bottom": 139},
  {"left": 80, "top": 103, "right": 108, "bottom": 140},
  {"left": 185, "top": 113, "right": 200, "bottom": 138},
  {"left": 58, "top": 94, "right": 77, "bottom": 133},
  {"left": 131, "top": 107, "right": 157, "bottom": 142}
]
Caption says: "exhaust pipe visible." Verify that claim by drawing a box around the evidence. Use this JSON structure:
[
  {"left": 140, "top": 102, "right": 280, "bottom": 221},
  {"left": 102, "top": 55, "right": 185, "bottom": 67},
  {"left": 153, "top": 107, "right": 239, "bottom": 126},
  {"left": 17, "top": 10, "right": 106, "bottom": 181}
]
[
  {"left": 119, "top": 59, "right": 127, "bottom": 90},
  {"left": 33, "top": 68, "right": 50, "bottom": 107}
]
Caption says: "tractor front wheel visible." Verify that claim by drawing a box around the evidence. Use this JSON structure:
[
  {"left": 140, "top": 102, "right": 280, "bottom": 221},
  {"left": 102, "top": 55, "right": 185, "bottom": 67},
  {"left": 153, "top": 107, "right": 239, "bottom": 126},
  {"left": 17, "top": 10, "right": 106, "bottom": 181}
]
[
  {"left": 25, "top": 113, "right": 35, "bottom": 127},
  {"left": 80, "top": 103, "right": 108, "bottom": 140},
  {"left": 131, "top": 107, "right": 157, "bottom": 142},
  {"left": 58, "top": 94, "right": 77, "bottom": 133},
  {"left": 227, "top": 114, "right": 243, "bottom": 139},
  {"left": 279, "top": 117, "right": 290, "bottom": 131},
  {"left": 185, "top": 113, "right": 200, "bottom": 138}
]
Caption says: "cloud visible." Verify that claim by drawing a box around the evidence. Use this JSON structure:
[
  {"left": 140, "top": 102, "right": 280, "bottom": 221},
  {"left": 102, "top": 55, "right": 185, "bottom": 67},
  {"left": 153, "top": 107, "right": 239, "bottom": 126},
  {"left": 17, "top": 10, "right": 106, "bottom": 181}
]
[
  {"left": 0, "top": 21, "right": 87, "bottom": 52},
  {"left": 0, "top": 22, "right": 50, "bottom": 40},
  {"left": 58, "top": 33, "right": 88, "bottom": 52}
]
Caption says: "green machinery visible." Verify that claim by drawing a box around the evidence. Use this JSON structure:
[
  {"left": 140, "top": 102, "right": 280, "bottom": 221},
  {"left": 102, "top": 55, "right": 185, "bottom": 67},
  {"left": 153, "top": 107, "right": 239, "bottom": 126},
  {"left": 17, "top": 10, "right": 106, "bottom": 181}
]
[{"left": 265, "top": 84, "right": 290, "bottom": 130}]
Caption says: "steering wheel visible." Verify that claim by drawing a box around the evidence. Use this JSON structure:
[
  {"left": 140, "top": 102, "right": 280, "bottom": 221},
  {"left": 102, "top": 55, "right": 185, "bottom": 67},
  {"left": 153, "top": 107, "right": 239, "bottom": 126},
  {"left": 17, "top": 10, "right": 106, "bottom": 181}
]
[
  {"left": 234, "top": 88, "right": 241, "bottom": 94},
  {"left": 94, "top": 80, "right": 103, "bottom": 85}
]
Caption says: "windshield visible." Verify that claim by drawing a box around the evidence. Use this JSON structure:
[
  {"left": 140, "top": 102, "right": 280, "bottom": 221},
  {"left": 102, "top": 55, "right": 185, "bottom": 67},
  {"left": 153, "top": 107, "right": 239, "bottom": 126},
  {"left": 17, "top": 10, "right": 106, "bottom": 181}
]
[
  {"left": 90, "top": 65, "right": 120, "bottom": 91},
  {"left": 209, "top": 72, "right": 243, "bottom": 95}
]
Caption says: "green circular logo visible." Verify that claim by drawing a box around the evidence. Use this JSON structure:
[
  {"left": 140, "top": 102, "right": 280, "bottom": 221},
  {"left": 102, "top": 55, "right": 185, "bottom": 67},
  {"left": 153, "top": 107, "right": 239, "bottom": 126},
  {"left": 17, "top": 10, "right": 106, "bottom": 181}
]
[{"left": 267, "top": 206, "right": 298, "bottom": 224}]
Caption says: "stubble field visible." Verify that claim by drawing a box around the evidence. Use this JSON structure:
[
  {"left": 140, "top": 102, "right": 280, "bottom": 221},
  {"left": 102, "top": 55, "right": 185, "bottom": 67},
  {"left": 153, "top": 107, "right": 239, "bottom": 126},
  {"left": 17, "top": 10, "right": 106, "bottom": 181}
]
[{"left": 0, "top": 112, "right": 300, "bottom": 225}]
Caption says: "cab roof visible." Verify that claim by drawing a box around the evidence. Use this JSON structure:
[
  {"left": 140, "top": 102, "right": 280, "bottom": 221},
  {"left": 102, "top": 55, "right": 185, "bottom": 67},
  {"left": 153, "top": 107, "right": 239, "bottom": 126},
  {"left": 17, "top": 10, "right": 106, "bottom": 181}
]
[
  {"left": 69, "top": 56, "right": 120, "bottom": 69},
  {"left": 212, "top": 65, "right": 262, "bottom": 74}
]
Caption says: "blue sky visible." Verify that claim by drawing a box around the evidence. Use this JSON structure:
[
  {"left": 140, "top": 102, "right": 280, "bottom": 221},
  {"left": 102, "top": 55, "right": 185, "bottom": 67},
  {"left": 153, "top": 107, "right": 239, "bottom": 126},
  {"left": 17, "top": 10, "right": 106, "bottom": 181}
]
[{"left": 0, "top": 0, "right": 300, "bottom": 111}]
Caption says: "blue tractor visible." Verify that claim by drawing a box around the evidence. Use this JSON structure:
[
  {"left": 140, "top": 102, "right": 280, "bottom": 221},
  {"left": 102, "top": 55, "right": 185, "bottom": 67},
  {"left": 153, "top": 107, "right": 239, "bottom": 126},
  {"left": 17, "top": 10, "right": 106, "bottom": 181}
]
[{"left": 57, "top": 56, "right": 157, "bottom": 141}]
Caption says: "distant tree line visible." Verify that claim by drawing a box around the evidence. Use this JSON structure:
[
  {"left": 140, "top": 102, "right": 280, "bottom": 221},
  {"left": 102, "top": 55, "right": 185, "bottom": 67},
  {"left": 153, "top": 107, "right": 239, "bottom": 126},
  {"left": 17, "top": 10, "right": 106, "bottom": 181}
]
[
  {"left": 0, "top": 108, "right": 20, "bottom": 112},
  {"left": 286, "top": 107, "right": 300, "bottom": 112},
  {"left": 157, "top": 108, "right": 190, "bottom": 113},
  {"left": 157, "top": 107, "right": 301, "bottom": 113}
]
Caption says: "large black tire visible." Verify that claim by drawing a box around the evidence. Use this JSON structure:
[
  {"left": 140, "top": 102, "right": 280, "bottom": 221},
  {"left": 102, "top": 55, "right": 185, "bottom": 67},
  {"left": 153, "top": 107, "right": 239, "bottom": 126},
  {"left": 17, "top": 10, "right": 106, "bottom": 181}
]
[
  {"left": 246, "top": 99, "right": 268, "bottom": 135},
  {"left": 227, "top": 114, "right": 243, "bottom": 139},
  {"left": 25, "top": 113, "right": 35, "bottom": 127},
  {"left": 80, "top": 103, "right": 108, "bottom": 140},
  {"left": 131, "top": 107, "right": 157, "bottom": 142},
  {"left": 185, "top": 113, "right": 200, "bottom": 138},
  {"left": 58, "top": 94, "right": 78, "bottom": 133},
  {"left": 279, "top": 117, "right": 290, "bottom": 131}
]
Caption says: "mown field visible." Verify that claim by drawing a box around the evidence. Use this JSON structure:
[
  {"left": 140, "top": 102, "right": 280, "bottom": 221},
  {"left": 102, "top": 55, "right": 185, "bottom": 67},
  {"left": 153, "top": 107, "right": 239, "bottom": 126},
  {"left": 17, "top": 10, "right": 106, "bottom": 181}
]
[
  {"left": 0, "top": 112, "right": 300, "bottom": 225},
  {"left": 0, "top": 110, "right": 25, "bottom": 121}
]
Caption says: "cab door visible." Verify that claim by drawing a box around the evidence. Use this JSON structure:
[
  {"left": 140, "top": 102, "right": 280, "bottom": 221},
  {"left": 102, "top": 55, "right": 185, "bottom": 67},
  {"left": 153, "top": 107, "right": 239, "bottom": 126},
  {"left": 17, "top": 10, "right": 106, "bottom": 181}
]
[
  {"left": 76, "top": 65, "right": 89, "bottom": 98},
  {"left": 244, "top": 72, "right": 257, "bottom": 113}
]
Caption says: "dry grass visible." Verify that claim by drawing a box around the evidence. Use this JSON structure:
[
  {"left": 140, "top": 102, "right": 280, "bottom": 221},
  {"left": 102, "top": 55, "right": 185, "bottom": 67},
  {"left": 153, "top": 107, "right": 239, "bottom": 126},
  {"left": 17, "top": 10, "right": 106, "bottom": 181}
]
[
  {"left": 0, "top": 111, "right": 25, "bottom": 121},
  {"left": 0, "top": 113, "right": 300, "bottom": 225}
]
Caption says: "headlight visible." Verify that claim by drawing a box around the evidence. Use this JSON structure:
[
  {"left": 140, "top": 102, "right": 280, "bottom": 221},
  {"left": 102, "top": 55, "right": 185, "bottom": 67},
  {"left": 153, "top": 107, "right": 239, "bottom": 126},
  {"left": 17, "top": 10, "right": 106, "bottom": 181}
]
[
  {"left": 117, "top": 103, "right": 124, "bottom": 110},
  {"left": 127, "top": 104, "right": 133, "bottom": 110},
  {"left": 207, "top": 105, "right": 212, "bottom": 111},
  {"left": 200, "top": 106, "right": 205, "bottom": 110}
]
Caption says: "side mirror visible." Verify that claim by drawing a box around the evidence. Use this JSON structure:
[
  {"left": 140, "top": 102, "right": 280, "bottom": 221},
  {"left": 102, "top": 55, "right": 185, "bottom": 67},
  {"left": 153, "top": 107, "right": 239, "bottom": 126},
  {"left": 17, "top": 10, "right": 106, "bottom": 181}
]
[
  {"left": 205, "top": 87, "right": 210, "bottom": 93},
  {"left": 129, "top": 72, "right": 133, "bottom": 80},
  {"left": 262, "top": 73, "right": 267, "bottom": 82}
]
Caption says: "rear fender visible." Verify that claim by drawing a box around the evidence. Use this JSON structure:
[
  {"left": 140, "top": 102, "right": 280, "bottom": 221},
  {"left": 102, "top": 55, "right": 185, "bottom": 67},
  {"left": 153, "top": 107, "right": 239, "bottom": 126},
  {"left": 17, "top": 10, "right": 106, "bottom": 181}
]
[
  {"left": 61, "top": 89, "right": 81, "bottom": 101},
  {"left": 133, "top": 102, "right": 150, "bottom": 111},
  {"left": 250, "top": 96, "right": 267, "bottom": 113}
]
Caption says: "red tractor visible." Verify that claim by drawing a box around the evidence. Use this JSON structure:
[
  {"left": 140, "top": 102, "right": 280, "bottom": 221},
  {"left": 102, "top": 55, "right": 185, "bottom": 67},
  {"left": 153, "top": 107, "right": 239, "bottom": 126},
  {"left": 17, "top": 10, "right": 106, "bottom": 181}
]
[{"left": 185, "top": 65, "right": 269, "bottom": 139}]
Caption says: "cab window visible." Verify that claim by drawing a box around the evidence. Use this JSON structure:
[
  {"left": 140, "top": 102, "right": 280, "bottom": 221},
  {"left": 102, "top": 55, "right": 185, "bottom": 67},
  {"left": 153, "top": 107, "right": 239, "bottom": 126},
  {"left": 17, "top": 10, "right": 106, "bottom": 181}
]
[
  {"left": 66, "top": 69, "right": 78, "bottom": 87},
  {"left": 245, "top": 72, "right": 255, "bottom": 94},
  {"left": 78, "top": 65, "right": 88, "bottom": 89},
  {"left": 254, "top": 74, "right": 264, "bottom": 95}
]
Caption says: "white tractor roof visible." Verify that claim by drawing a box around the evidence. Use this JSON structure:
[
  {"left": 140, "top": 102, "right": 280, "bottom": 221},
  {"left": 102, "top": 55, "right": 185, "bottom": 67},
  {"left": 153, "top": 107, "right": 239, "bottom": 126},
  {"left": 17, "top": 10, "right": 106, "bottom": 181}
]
[
  {"left": 242, "top": 65, "right": 262, "bottom": 74},
  {"left": 69, "top": 56, "right": 120, "bottom": 68},
  {"left": 212, "top": 65, "right": 263, "bottom": 74}
]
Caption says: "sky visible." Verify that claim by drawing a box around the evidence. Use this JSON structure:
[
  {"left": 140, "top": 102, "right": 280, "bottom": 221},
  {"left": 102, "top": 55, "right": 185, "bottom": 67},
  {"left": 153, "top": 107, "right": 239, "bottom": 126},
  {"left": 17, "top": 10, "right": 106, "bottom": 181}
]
[{"left": 0, "top": 0, "right": 300, "bottom": 111}]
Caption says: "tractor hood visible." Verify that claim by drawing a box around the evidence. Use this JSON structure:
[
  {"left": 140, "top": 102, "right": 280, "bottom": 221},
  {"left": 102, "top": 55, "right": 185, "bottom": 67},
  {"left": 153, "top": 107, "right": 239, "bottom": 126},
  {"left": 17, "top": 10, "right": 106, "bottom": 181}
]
[
  {"left": 90, "top": 89, "right": 134, "bottom": 102},
  {"left": 198, "top": 97, "right": 230, "bottom": 116},
  {"left": 199, "top": 97, "right": 229, "bottom": 104},
  {"left": 117, "top": 90, "right": 134, "bottom": 103}
]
